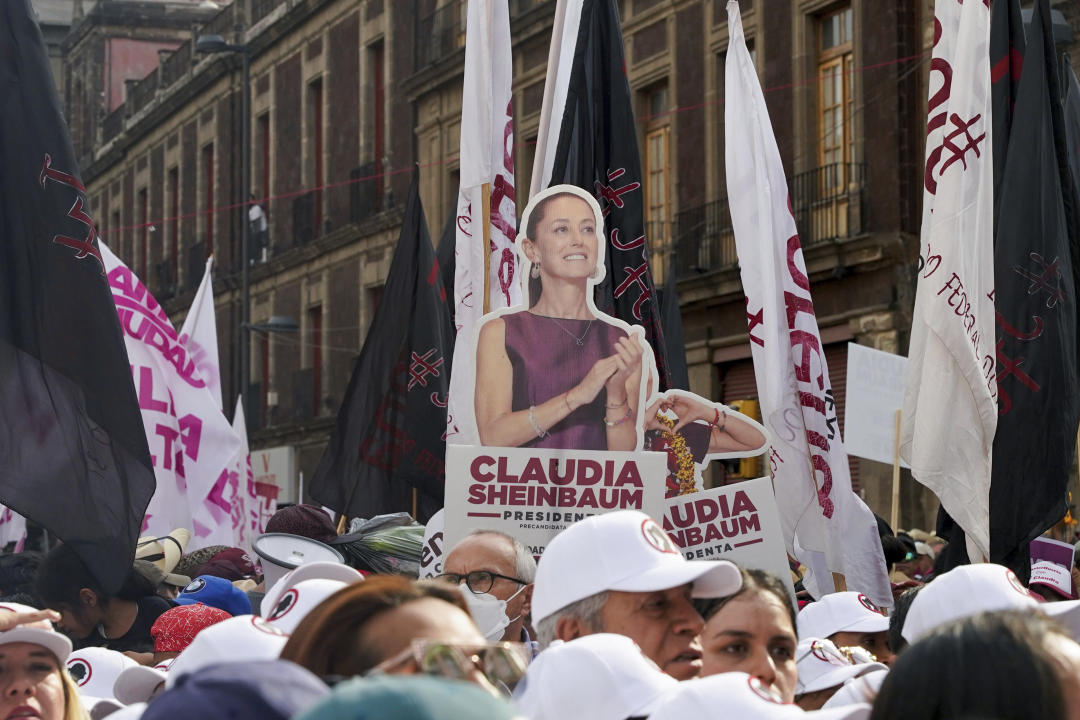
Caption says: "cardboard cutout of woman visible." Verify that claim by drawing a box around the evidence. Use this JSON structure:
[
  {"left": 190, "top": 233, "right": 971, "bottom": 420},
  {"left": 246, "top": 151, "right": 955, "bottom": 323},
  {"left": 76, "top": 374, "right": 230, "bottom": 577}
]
[{"left": 472, "top": 186, "right": 646, "bottom": 451}]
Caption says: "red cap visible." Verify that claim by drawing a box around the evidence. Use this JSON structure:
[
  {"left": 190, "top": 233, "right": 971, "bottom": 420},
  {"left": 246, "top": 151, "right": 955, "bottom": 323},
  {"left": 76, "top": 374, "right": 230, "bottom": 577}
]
[
  {"left": 151, "top": 604, "right": 232, "bottom": 653},
  {"left": 197, "top": 548, "right": 258, "bottom": 581}
]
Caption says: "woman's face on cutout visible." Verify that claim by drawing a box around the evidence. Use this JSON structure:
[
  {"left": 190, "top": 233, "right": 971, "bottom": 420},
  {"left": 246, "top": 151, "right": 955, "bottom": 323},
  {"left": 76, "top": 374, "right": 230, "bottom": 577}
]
[{"left": 525, "top": 194, "right": 599, "bottom": 283}]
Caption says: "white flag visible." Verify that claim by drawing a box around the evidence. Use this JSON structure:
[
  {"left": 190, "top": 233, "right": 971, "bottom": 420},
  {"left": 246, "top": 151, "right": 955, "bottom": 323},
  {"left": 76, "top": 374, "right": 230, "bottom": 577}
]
[
  {"left": 100, "top": 243, "right": 242, "bottom": 549},
  {"left": 180, "top": 256, "right": 223, "bottom": 410},
  {"left": 724, "top": 1, "right": 890, "bottom": 606},
  {"left": 901, "top": 0, "right": 996, "bottom": 560},
  {"left": 446, "top": 0, "right": 520, "bottom": 445}
]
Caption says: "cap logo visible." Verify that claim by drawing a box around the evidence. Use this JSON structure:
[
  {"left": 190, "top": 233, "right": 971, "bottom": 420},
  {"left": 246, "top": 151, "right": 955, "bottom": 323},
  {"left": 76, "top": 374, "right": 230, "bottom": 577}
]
[
  {"left": 250, "top": 616, "right": 287, "bottom": 637},
  {"left": 640, "top": 519, "right": 678, "bottom": 555},
  {"left": 268, "top": 589, "right": 299, "bottom": 621},
  {"left": 747, "top": 676, "right": 783, "bottom": 704},
  {"left": 857, "top": 594, "right": 884, "bottom": 615},
  {"left": 183, "top": 578, "right": 206, "bottom": 594},
  {"left": 1005, "top": 569, "right": 1030, "bottom": 597},
  {"left": 66, "top": 659, "right": 91, "bottom": 686}
]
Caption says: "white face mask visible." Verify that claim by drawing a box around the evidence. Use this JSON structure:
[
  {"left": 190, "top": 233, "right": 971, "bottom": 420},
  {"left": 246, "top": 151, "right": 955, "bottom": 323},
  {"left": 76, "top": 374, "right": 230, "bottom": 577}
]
[{"left": 462, "top": 584, "right": 526, "bottom": 643}]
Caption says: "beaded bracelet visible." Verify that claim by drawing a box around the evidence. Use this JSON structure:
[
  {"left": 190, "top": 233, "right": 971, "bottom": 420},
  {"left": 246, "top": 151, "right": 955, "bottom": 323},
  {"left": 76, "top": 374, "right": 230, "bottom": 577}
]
[
  {"left": 529, "top": 405, "right": 548, "bottom": 438},
  {"left": 603, "top": 406, "right": 633, "bottom": 427}
]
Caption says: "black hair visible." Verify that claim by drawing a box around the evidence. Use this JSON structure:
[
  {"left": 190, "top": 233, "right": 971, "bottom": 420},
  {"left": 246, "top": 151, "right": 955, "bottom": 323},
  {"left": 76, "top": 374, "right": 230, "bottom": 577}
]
[
  {"left": 870, "top": 610, "right": 1068, "bottom": 720},
  {"left": 695, "top": 567, "right": 797, "bottom": 632},
  {"left": 35, "top": 544, "right": 154, "bottom": 608},
  {"left": 879, "top": 535, "right": 912, "bottom": 571},
  {"left": 887, "top": 584, "right": 922, "bottom": 655}
]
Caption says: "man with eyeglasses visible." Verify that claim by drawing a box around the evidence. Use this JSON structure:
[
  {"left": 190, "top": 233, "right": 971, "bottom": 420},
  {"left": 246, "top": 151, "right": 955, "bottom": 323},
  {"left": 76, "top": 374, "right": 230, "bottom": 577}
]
[
  {"left": 531, "top": 510, "right": 743, "bottom": 680},
  {"left": 438, "top": 531, "right": 536, "bottom": 646}
]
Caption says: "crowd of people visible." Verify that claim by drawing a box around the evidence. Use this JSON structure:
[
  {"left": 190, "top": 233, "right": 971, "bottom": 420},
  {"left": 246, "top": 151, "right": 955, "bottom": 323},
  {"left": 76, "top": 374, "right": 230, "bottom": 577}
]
[{"left": 0, "top": 504, "right": 1077, "bottom": 719}]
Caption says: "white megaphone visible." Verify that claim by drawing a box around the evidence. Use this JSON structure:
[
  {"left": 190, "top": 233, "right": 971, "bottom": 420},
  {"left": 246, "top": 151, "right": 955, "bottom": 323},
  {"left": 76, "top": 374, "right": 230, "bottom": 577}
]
[{"left": 252, "top": 532, "right": 345, "bottom": 591}]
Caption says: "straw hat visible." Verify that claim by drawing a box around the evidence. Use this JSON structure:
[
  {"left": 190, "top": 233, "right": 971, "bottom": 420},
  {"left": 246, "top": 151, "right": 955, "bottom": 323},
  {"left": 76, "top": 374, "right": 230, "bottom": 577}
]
[{"left": 135, "top": 529, "right": 191, "bottom": 574}]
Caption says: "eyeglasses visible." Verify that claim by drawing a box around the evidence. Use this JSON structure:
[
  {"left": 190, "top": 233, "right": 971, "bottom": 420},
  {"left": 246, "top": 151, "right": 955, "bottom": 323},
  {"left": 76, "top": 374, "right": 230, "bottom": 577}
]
[
  {"left": 436, "top": 570, "right": 526, "bottom": 595},
  {"left": 368, "top": 640, "right": 530, "bottom": 697}
]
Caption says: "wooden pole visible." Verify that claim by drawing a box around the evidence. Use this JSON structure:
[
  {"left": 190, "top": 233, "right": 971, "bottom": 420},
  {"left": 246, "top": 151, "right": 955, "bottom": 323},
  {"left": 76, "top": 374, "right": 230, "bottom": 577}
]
[
  {"left": 481, "top": 182, "right": 492, "bottom": 314},
  {"left": 412, "top": 488, "right": 419, "bottom": 520},
  {"left": 891, "top": 409, "right": 902, "bottom": 532}
]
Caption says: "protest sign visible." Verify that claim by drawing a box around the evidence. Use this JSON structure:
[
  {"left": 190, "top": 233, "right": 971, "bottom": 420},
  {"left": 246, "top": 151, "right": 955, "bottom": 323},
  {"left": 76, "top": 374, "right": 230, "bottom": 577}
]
[
  {"left": 419, "top": 509, "right": 446, "bottom": 580},
  {"left": 844, "top": 343, "right": 909, "bottom": 468},
  {"left": 662, "top": 477, "right": 794, "bottom": 599},
  {"left": 1030, "top": 537, "right": 1075, "bottom": 570},
  {"left": 444, "top": 444, "right": 668, "bottom": 555}
]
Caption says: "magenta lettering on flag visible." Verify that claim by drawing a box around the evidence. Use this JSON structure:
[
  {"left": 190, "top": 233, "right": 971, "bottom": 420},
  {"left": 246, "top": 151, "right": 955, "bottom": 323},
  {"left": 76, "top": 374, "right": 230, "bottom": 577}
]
[
  {"left": 901, "top": 0, "right": 996, "bottom": 560},
  {"left": 447, "top": 0, "right": 520, "bottom": 445},
  {"left": 723, "top": 0, "right": 890, "bottom": 606},
  {"left": 100, "top": 242, "right": 242, "bottom": 548}
]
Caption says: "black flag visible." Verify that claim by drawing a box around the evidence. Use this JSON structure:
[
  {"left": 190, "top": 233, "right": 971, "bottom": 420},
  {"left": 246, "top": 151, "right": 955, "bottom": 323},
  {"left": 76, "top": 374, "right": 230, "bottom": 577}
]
[
  {"left": 538, "top": 0, "right": 671, "bottom": 389},
  {"left": 310, "top": 167, "right": 451, "bottom": 522},
  {"left": 659, "top": 257, "right": 689, "bottom": 391},
  {"left": 990, "top": 0, "right": 1025, "bottom": 225},
  {"left": 0, "top": 0, "right": 155, "bottom": 591},
  {"left": 1064, "top": 61, "right": 1080, "bottom": 229},
  {"left": 989, "top": 0, "right": 1080, "bottom": 581}
]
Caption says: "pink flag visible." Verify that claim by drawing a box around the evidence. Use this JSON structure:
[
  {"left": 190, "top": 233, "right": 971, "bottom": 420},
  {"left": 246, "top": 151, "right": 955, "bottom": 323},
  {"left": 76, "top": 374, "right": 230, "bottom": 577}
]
[
  {"left": 723, "top": 0, "right": 890, "bottom": 605},
  {"left": 100, "top": 242, "right": 242, "bottom": 549}
]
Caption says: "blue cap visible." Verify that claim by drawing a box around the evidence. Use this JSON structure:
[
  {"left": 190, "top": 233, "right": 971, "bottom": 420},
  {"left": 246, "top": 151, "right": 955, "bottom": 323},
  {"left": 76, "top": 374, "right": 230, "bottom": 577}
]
[
  {"left": 141, "top": 660, "right": 328, "bottom": 720},
  {"left": 175, "top": 575, "right": 252, "bottom": 617},
  {"left": 294, "top": 676, "right": 521, "bottom": 720}
]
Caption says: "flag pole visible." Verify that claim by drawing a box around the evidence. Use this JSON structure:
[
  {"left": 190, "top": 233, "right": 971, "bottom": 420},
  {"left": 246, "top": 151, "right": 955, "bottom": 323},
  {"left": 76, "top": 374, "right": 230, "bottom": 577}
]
[
  {"left": 892, "top": 409, "right": 902, "bottom": 531},
  {"left": 482, "top": 182, "right": 492, "bottom": 314}
]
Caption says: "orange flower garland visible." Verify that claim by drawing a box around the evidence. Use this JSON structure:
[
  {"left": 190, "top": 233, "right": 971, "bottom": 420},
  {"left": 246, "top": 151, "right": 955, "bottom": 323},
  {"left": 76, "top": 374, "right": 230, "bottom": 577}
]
[{"left": 657, "top": 413, "right": 697, "bottom": 496}]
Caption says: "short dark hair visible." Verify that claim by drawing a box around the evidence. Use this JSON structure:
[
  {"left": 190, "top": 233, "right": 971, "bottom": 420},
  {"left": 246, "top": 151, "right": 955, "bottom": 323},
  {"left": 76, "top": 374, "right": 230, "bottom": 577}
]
[
  {"left": 279, "top": 574, "right": 471, "bottom": 678},
  {"left": 887, "top": 585, "right": 923, "bottom": 655},
  {"left": 695, "top": 567, "right": 796, "bottom": 631},
  {"left": 36, "top": 543, "right": 154, "bottom": 607},
  {"left": 870, "top": 611, "right": 1068, "bottom": 720}
]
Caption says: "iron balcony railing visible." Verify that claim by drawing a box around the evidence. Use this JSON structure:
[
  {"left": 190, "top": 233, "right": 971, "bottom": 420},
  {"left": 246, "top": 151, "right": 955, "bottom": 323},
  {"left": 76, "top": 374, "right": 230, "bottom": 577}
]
[{"left": 674, "top": 162, "right": 867, "bottom": 279}]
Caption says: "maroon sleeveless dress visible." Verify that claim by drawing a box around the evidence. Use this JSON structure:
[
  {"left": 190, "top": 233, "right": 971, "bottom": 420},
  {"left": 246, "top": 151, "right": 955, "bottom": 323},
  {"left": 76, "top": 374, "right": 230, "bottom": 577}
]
[{"left": 502, "top": 311, "right": 627, "bottom": 450}]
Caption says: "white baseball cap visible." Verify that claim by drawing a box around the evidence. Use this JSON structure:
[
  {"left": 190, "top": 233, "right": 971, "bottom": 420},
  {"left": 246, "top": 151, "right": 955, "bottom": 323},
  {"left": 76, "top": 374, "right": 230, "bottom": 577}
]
[
  {"left": 794, "top": 638, "right": 886, "bottom": 696},
  {"left": 66, "top": 647, "right": 138, "bottom": 702},
  {"left": 166, "top": 615, "right": 289, "bottom": 688},
  {"left": 260, "top": 560, "right": 363, "bottom": 620},
  {"left": 0, "top": 602, "right": 72, "bottom": 662},
  {"left": 513, "top": 634, "right": 677, "bottom": 720},
  {"left": 797, "top": 592, "right": 889, "bottom": 641},
  {"left": 649, "top": 672, "right": 871, "bottom": 720},
  {"left": 1029, "top": 561, "right": 1074, "bottom": 599},
  {"left": 113, "top": 659, "right": 173, "bottom": 705},
  {"left": 263, "top": 578, "right": 349, "bottom": 633},
  {"left": 822, "top": 669, "right": 889, "bottom": 709},
  {"left": 531, "top": 510, "right": 742, "bottom": 623},
  {"left": 901, "top": 563, "right": 1080, "bottom": 643}
]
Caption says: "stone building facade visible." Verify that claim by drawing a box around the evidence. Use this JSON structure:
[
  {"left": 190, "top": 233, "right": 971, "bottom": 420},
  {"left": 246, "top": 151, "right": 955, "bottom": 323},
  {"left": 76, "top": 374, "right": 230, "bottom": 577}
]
[{"left": 68, "top": 0, "right": 1080, "bottom": 528}]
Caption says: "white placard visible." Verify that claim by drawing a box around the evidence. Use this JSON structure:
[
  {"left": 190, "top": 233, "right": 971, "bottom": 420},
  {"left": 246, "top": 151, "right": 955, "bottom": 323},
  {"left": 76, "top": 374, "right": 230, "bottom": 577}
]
[
  {"left": 844, "top": 343, "right": 909, "bottom": 468},
  {"left": 444, "top": 445, "right": 668, "bottom": 555},
  {"left": 662, "top": 477, "right": 795, "bottom": 600},
  {"left": 251, "top": 445, "right": 298, "bottom": 504}
]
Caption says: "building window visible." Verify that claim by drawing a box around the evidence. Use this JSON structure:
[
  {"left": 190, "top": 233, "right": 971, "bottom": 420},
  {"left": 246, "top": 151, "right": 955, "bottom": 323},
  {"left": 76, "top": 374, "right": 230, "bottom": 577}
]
[
  {"left": 202, "top": 143, "right": 215, "bottom": 256},
  {"left": 168, "top": 167, "right": 179, "bottom": 281},
  {"left": 641, "top": 82, "right": 671, "bottom": 273},
  {"left": 368, "top": 41, "right": 385, "bottom": 210},
  {"left": 308, "top": 78, "right": 324, "bottom": 240},
  {"left": 307, "top": 305, "right": 323, "bottom": 416},
  {"left": 818, "top": 5, "right": 854, "bottom": 188},
  {"left": 138, "top": 188, "right": 148, "bottom": 280},
  {"left": 256, "top": 113, "right": 271, "bottom": 215}
]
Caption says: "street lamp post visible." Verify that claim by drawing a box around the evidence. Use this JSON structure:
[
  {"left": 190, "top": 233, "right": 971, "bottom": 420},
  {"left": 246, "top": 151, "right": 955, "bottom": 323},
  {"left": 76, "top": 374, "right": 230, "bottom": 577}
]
[{"left": 196, "top": 33, "right": 251, "bottom": 428}]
